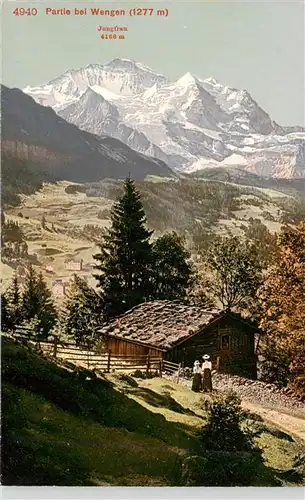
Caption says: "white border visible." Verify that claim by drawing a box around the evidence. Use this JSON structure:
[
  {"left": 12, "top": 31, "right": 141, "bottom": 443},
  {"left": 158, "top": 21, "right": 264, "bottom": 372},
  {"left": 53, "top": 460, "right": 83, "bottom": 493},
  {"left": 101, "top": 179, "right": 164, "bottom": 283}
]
[{"left": 1, "top": 487, "right": 305, "bottom": 499}]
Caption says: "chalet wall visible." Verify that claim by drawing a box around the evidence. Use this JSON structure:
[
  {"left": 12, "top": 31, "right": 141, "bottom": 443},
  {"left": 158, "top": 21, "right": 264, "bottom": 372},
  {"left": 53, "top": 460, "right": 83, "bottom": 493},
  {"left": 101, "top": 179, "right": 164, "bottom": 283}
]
[
  {"left": 103, "top": 336, "right": 162, "bottom": 359},
  {"left": 166, "top": 316, "right": 257, "bottom": 379}
]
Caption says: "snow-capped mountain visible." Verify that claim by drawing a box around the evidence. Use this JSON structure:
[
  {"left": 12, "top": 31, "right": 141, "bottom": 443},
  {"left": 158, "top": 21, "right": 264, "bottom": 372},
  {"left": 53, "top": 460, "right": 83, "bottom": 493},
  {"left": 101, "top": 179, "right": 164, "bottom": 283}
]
[
  {"left": 24, "top": 59, "right": 167, "bottom": 109},
  {"left": 23, "top": 59, "right": 305, "bottom": 178}
]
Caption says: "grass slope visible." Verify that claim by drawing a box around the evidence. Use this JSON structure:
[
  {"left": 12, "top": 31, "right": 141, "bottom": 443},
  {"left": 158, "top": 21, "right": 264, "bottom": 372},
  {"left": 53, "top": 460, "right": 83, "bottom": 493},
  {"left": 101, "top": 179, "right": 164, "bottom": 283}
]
[
  {"left": 1, "top": 339, "right": 195, "bottom": 486},
  {"left": 2, "top": 338, "right": 304, "bottom": 486}
]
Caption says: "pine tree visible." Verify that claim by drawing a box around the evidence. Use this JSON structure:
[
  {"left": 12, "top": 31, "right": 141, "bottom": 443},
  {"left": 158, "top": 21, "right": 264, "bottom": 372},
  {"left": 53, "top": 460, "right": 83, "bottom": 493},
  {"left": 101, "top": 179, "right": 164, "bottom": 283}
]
[
  {"left": 93, "top": 178, "right": 154, "bottom": 318},
  {"left": 37, "top": 272, "right": 58, "bottom": 332},
  {"left": 152, "top": 232, "right": 194, "bottom": 301},
  {"left": 20, "top": 241, "right": 28, "bottom": 258},
  {"left": 21, "top": 266, "right": 40, "bottom": 320},
  {"left": 1, "top": 294, "right": 11, "bottom": 332},
  {"left": 62, "top": 275, "right": 103, "bottom": 346},
  {"left": 1, "top": 211, "right": 5, "bottom": 247},
  {"left": 5, "top": 274, "right": 22, "bottom": 329},
  {"left": 21, "top": 266, "right": 57, "bottom": 337}
]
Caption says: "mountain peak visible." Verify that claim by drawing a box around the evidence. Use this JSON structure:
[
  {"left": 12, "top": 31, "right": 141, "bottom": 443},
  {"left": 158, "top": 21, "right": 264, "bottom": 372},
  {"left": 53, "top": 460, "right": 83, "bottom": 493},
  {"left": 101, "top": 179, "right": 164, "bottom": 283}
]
[
  {"left": 176, "top": 72, "right": 200, "bottom": 88},
  {"left": 203, "top": 76, "right": 222, "bottom": 87},
  {"left": 103, "top": 58, "right": 156, "bottom": 75},
  {"left": 104, "top": 58, "right": 136, "bottom": 67}
]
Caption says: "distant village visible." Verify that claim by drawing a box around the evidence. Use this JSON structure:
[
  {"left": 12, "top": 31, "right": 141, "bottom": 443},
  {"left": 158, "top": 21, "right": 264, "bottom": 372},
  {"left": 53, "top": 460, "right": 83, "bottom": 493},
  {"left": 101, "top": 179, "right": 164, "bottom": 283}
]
[{"left": 43, "top": 258, "right": 95, "bottom": 299}]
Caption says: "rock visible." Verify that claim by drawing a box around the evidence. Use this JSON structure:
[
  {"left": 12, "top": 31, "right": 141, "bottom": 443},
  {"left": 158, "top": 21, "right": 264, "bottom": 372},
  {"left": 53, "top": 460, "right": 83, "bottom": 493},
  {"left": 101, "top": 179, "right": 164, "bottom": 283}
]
[{"left": 174, "top": 368, "right": 305, "bottom": 410}]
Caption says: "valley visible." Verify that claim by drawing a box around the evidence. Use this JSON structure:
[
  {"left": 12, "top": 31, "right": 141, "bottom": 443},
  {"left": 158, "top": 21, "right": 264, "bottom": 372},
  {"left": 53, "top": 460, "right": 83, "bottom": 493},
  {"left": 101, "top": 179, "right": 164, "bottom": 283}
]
[{"left": 1, "top": 176, "right": 299, "bottom": 297}]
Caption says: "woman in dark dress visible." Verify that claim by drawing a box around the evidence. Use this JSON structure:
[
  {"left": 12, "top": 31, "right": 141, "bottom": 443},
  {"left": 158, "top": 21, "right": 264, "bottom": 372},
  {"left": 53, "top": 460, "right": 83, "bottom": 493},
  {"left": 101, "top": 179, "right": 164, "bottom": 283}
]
[
  {"left": 191, "top": 360, "right": 202, "bottom": 392},
  {"left": 202, "top": 354, "right": 212, "bottom": 392}
]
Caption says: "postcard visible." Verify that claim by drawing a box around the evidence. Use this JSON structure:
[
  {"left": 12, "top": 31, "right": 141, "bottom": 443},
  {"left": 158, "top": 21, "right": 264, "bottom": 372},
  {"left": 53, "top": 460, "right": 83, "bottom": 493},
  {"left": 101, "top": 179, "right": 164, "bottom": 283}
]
[{"left": 1, "top": 0, "right": 305, "bottom": 493}]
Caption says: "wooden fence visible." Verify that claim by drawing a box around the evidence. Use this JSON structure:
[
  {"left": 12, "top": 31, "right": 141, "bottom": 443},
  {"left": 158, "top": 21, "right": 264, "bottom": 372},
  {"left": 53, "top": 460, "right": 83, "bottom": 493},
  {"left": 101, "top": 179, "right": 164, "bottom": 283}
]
[
  {"left": 3, "top": 332, "right": 182, "bottom": 379},
  {"left": 163, "top": 360, "right": 183, "bottom": 383},
  {"left": 39, "top": 341, "right": 165, "bottom": 374},
  {"left": 2, "top": 333, "right": 165, "bottom": 375}
]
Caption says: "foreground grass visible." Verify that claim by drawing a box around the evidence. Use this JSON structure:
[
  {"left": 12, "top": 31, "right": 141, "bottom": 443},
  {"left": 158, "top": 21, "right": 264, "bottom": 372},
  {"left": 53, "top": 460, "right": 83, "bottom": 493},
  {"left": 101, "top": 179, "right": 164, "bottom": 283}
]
[
  {"left": 2, "top": 338, "right": 304, "bottom": 486},
  {"left": 134, "top": 378, "right": 305, "bottom": 484},
  {"left": 3, "top": 384, "right": 184, "bottom": 486},
  {"left": 2, "top": 339, "right": 194, "bottom": 486}
]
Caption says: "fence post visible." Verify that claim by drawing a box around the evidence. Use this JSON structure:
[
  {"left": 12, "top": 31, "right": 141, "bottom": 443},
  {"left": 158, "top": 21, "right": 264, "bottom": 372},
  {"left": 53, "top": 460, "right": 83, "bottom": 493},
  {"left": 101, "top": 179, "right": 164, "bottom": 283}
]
[
  {"left": 107, "top": 349, "right": 111, "bottom": 373},
  {"left": 146, "top": 354, "right": 151, "bottom": 374},
  {"left": 159, "top": 359, "right": 163, "bottom": 378},
  {"left": 176, "top": 363, "right": 181, "bottom": 384},
  {"left": 53, "top": 335, "right": 58, "bottom": 358},
  {"left": 87, "top": 348, "right": 90, "bottom": 370},
  {"left": 216, "top": 356, "right": 221, "bottom": 371}
]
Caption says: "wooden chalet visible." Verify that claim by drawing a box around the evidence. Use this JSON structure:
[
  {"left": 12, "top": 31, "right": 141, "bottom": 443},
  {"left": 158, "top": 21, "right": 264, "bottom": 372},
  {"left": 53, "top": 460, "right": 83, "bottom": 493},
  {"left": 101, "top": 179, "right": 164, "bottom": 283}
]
[{"left": 98, "top": 300, "right": 259, "bottom": 379}]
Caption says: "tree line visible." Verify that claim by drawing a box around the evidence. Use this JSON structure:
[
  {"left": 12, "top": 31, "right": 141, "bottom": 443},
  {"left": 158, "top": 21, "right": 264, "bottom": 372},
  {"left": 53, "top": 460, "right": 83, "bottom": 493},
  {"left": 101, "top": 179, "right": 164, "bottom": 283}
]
[
  {"left": 2, "top": 178, "right": 304, "bottom": 395},
  {"left": 1, "top": 212, "right": 29, "bottom": 262}
]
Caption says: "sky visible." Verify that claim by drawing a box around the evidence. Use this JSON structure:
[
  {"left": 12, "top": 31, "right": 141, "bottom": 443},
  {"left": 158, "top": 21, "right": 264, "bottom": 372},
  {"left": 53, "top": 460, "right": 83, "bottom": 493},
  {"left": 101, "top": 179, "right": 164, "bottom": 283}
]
[{"left": 2, "top": 0, "right": 305, "bottom": 126}]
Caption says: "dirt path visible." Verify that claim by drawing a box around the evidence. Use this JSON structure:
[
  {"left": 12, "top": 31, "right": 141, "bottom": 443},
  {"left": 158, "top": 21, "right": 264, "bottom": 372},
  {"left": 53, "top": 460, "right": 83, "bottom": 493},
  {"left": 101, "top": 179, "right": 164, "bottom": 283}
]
[
  {"left": 242, "top": 401, "right": 305, "bottom": 441},
  {"left": 169, "top": 375, "right": 305, "bottom": 442}
]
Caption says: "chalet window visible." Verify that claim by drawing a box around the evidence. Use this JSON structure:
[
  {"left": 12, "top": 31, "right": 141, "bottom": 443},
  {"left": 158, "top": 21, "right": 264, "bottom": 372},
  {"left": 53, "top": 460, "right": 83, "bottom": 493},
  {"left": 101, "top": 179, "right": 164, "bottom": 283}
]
[
  {"left": 231, "top": 336, "right": 244, "bottom": 349},
  {"left": 220, "top": 334, "right": 230, "bottom": 349},
  {"left": 231, "top": 336, "right": 239, "bottom": 349}
]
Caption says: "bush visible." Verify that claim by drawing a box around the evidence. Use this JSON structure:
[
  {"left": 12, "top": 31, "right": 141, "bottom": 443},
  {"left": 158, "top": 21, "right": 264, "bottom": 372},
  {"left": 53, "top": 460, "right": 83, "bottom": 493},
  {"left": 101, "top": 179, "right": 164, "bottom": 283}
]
[
  {"left": 181, "top": 391, "right": 274, "bottom": 486},
  {"left": 199, "top": 391, "right": 257, "bottom": 453},
  {"left": 131, "top": 370, "right": 158, "bottom": 379},
  {"left": 181, "top": 451, "right": 275, "bottom": 486},
  {"left": 292, "top": 453, "right": 305, "bottom": 481},
  {"left": 182, "top": 367, "right": 192, "bottom": 379},
  {"left": 117, "top": 373, "right": 138, "bottom": 387}
]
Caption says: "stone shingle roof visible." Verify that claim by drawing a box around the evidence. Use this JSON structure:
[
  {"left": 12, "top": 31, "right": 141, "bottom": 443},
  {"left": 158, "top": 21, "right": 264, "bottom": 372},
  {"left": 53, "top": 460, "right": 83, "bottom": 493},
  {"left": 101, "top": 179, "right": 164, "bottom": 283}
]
[{"left": 99, "top": 300, "right": 225, "bottom": 350}]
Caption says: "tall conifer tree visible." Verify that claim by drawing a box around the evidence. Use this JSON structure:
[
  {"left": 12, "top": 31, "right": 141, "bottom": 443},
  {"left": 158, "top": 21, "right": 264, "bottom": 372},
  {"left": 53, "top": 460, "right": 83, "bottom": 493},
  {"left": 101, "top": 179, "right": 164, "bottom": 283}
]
[
  {"left": 5, "top": 273, "right": 22, "bottom": 329},
  {"left": 152, "top": 232, "right": 194, "bottom": 301},
  {"left": 21, "top": 266, "right": 57, "bottom": 336},
  {"left": 1, "top": 294, "right": 11, "bottom": 332},
  {"left": 62, "top": 275, "right": 103, "bottom": 346},
  {"left": 93, "top": 178, "right": 153, "bottom": 318}
]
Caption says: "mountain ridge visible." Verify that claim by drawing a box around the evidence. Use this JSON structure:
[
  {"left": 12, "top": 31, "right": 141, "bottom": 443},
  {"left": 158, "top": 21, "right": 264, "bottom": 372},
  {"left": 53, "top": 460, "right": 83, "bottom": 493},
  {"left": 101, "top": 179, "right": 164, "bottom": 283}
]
[
  {"left": 1, "top": 83, "right": 174, "bottom": 205},
  {"left": 23, "top": 58, "right": 305, "bottom": 179}
]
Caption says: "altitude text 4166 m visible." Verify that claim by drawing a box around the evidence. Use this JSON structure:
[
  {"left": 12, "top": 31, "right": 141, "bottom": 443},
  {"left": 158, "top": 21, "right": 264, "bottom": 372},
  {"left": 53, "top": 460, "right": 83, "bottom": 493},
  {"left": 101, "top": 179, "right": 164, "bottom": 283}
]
[{"left": 100, "top": 33, "right": 126, "bottom": 40}]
